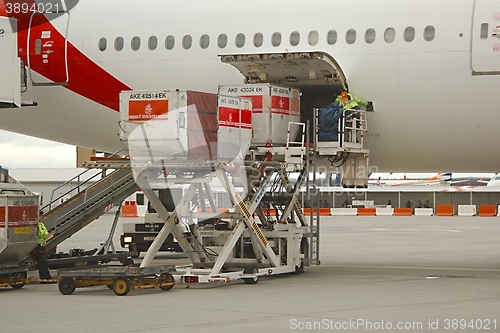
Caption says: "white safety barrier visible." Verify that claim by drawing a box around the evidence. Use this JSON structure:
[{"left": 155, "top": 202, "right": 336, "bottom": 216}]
[
  {"left": 331, "top": 208, "right": 358, "bottom": 216},
  {"left": 376, "top": 208, "right": 394, "bottom": 216},
  {"left": 498, "top": 206, "right": 500, "bottom": 217},
  {"left": 414, "top": 208, "right": 433, "bottom": 216},
  {"left": 137, "top": 205, "right": 147, "bottom": 217},
  {"left": 458, "top": 205, "right": 476, "bottom": 216}
]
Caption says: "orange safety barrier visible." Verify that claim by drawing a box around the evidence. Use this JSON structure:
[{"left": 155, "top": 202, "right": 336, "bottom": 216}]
[
  {"left": 196, "top": 208, "right": 230, "bottom": 213},
  {"left": 302, "top": 208, "right": 331, "bottom": 216},
  {"left": 262, "top": 208, "right": 277, "bottom": 216},
  {"left": 357, "top": 208, "right": 376, "bottom": 216},
  {"left": 435, "top": 204, "right": 454, "bottom": 216},
  {"left": 394, "top": 208, "right": 412, "bottom": 216},
  {"left": 479, "top": 205, "right": 497, "bottom": 217},
  {"left": 121, "top": 201, "right": 138, "bottom": 217}
]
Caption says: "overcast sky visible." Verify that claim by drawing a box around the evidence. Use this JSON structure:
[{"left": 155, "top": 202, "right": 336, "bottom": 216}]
[{"left": 0, "top": 130, "right": 76, "bottom": 169}]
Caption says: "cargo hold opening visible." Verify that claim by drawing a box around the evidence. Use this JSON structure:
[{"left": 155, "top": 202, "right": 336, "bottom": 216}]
[{"left": 220, "top": 52, "right": 347, "bottom": 140}]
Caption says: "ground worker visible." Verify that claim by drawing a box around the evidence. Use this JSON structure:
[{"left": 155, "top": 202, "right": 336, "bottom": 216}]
[
  {"left": 335, "top": 91, "right": 368, "bottom": 111},
  {"left": 336, "top": 91, "right": 369, "bottom": 142},
  {"left": 33, "top": 221, "right": 52, "bottom": 280}
]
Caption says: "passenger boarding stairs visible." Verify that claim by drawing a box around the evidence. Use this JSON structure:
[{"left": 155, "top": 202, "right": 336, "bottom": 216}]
[{"left": 40, "top": 168, "right": 138, "bottom": 251}]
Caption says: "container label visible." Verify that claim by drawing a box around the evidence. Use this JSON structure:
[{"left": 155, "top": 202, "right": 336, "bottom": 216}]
[{"left": 128, "top": 100, "right": 169, "bottom": 121}]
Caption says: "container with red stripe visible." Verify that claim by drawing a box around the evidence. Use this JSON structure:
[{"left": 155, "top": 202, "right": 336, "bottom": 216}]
[
  {"left": 218, "top": 84, "right": 301, "bottom": 147},
  {"left": 217, "top": 95, "right": 253, "bottom": 161},
  {"left": 0, "top": 191, "right": 40, "bottom": 268}
]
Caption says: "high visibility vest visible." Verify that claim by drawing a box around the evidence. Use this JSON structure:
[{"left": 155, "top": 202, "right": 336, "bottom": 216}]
[
  {"left": 336, "top": 93, "right": 367, "bottom": 109},
  {"left": 38, "top": 222, "right": 49, "bottom": 246}
]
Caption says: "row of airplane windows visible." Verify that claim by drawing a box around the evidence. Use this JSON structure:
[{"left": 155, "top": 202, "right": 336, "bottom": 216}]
[{"left": 97, "top": 26, "right": 437, "bottom": 52}]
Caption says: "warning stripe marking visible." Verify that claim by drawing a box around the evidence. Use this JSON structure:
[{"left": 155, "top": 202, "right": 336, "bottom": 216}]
[{"left": 252, "top": 222, "right": 268, "bottom": 247}]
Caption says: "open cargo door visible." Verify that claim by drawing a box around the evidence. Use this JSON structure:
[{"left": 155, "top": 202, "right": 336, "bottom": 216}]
[
  {"left": 0, "top": 17, "right": 21, "bottom": 108},
  {"left": 220, "top": 52, "right": 347, "bottom": 91},
  {"left": 220, "top": 52, "right": 348, "bottom": 135}
]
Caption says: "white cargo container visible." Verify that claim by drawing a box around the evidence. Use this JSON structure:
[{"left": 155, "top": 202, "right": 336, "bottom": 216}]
[
  {"left": 217, "top": 95, "right": 253, "bottom": 161},
  {"left": 120, "top": 90, "right": 218, "bottom": 162},
  {"left": 218, "top": 84, "right": 301, "bottom": 146},
  {"left": 0, "top": 184, "right": 40, "bottom": 268}
]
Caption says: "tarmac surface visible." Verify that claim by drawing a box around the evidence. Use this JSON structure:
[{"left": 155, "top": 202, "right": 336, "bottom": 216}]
[{"left": 1, "top": 214, "right": 500, "bottom": 333}]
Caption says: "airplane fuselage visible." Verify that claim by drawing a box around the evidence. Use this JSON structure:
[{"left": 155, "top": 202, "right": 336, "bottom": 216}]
[{"left": 1, "top": 0, "right": 499, "bottom": 172}]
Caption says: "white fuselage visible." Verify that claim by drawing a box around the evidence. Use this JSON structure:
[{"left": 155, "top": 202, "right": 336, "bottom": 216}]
[{"left": 1, "top": 0, "right": 499, "bottom": 172}]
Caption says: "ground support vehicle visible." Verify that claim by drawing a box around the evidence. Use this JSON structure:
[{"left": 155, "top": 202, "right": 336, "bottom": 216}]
[{"left": 57, "top": 265, "right": 175, "bottom": 296}]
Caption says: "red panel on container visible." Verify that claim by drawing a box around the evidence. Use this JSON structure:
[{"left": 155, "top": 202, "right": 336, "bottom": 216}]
[
  {"left": 243, "top": 95, "right": 263, "bottom": 112},
  {"left": 219, "top": 106, "right": 240, "bottom": 128},
  {"left": 187, "top": 91, "right": 217, "bottom": 160},
  {"left": 7, "top": 206, "right": 39, "bottom": 227},
  {"left": 0, "top": 206, "right": 5, "bottom": 227},
  {"left": 271, "top": 96, "right": 290, "bottom": 115},
  {"left": 241, "top": 108, "right": 252, "bottom": 129},
  {"left": 128, "top": 100, "right": 169, "bottom": 121}
]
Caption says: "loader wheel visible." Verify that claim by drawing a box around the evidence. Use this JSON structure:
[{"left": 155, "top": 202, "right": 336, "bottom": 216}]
[
  {"left": 158, "top": 273, "right": 175, "bottom": 291},
  {"left": 243, "top": 266, "right": 259, "bottom": 285},
  {"left": 10, "top": 272, "right": 27, "bottom": 289},
  {"left": 113, "top": 278, "right": 130, "bottom": 296},
  {"left": 58, "top": 277, "right": 76, "bottom": 295},
  {"left": 122, "top": 257, "right": 135, "bottom": 267},
  {"left": 10, "top": 284, "right": 25, "bottom": 289}
]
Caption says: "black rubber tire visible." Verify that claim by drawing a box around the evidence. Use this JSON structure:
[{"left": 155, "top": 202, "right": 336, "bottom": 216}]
[
  {"left": 58, "top": 277, "right": 76, "bottom": 295},
  {"left": 122, "top": 257, "right": 134, "bottom": 267},
  {"left": 158, "top": 273, "right": 175, "bottom": 291},
  {"left": 243, "top": 266, "right": 259, "bottom": 285},
  {"left": 10, "top": 272, "right": 27, "bottom": 289},
  {"left": 10, "top": 283, "right": 24, "bottom": 289},
  {"left": 113, "top": 278, "right": 130, "bottom": 296},
  {"left": 129, "top": 244, "right": 140, "bottom": 258}
]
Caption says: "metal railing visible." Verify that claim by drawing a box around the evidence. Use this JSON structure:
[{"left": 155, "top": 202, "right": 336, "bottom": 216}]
[{"left": 41, "top": 148, "right": 126, "bottom": 212}]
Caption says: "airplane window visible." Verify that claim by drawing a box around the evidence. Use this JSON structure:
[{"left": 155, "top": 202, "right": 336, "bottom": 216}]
[
  {"left": 148, "top": 36, "right": 158, "bottom": 50},
  {"left": 200, "top": 34, "right": 210, "bottom": 49},
  {"left": 346, "top": 29, "right": 356, "bottom": 44},
  {"left": 290, "top": 31, "right": 300, "bottom": 46},
  {"left": 218, "top": 34, "right": 228, "bottom": 48},
  {"left": 384, "top": 27, "right": 395, "bottom": 43},
  {"left": 235, "top": 33, "right": 245, "bottom": 48},
  {"left": 165, "top": 35, "right": 175, "bottom": 50},
  {"left": 423, "top": 26, "right": 435, "bottom": 41},
  {"left": 480, "top": 23, "right": 489, "bottom": 39},
  {"left": 308, "top": 30, "right": 319, "bottom": 46},
  {"left": 131, "top": 36, "right": 141, "bottom": 51},
  {"left": 182, "top": 35, "right": 192, "bottom": 49},
  {"left": 98, "top": 38, "right": 107, "bottom": 51},
  {"left": 254, "top": 33, "right": 263, "bottom": 47},
  {"left": 404, "top": 27, "right": 415, "bottom": 42},
  {"left": 114, "top": 37, "right": 124, "bottom": 51},
  {"left": 272, "top": 32, "right": 282, "bottom": 47},
  {"left": 365, "top": 28, "right": 376, "bottom": 44},
  {"left": 327, "top": 30, "right": 337, "bottom": 45}
]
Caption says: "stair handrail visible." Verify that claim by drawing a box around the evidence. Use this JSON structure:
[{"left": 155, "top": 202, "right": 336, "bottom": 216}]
[
  {"left": 41, "top": 148, "right": 126, "bottom": 212},
  {"left": 51, "top": 168, "right": 134, "bottom": 236}
]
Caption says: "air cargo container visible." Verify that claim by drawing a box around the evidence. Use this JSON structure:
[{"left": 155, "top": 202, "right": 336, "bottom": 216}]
[
  {"left": 120, "top": 90, "right": 218, "bottom": 161},
  {"left": 218, "top": 84, "right": 300, "bottom": 146}
]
